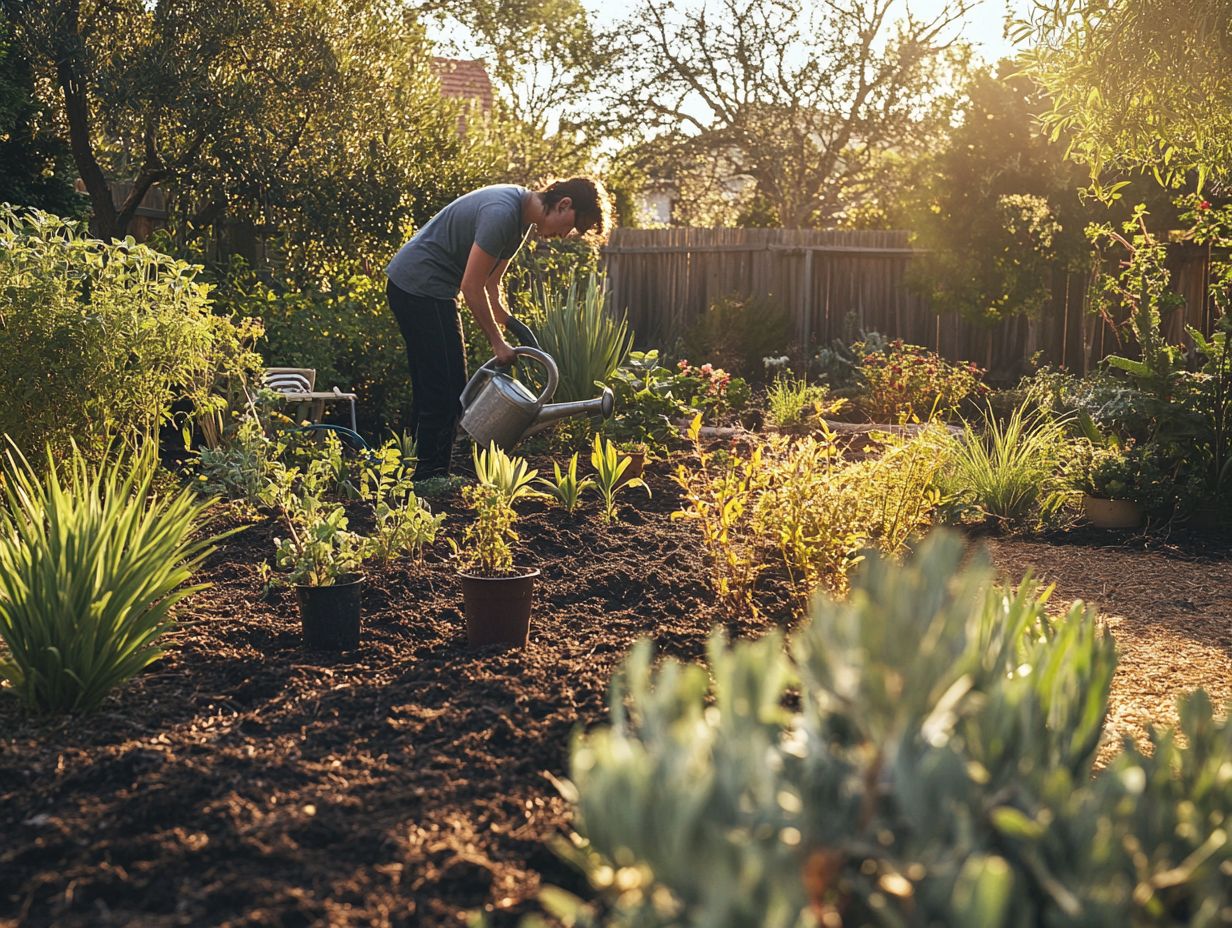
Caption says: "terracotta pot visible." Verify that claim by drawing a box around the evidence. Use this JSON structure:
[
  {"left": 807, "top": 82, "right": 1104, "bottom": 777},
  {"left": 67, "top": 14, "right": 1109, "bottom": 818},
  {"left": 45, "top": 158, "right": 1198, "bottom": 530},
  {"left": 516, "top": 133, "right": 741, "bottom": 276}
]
[
  {"left": 460, "top": 568, "right": 540, "bottom": 648},
  {"left": 614, "top": 451, "right": 646, "bottom": 488},
  {"left": 296, "top": 573, "right": 363, "bottom": 650},
  {"left": 1082, "top": 494, "right": 1143, "bottom": 530}
]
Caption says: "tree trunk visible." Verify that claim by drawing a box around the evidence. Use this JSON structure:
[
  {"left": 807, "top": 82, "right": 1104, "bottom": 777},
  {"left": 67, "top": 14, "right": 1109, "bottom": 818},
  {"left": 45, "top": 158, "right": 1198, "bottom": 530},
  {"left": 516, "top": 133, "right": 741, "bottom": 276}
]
[{"left": 52, "top": 3, "right": 120, "bottom": 239}]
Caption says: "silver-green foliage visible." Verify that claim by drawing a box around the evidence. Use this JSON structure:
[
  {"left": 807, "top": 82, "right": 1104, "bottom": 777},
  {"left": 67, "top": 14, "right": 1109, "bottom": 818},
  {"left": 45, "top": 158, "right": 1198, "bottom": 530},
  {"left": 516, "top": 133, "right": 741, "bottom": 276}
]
[
  {"left": 550, "top": 532, "right": 1230, "bottom": 927},
  {"left": 0, "top": 442, "right": 219, "bottom": 714},
  {"left": 934, "top": 400, "right": 1072, "bottom": 524},
  {"left": 531, "top": 271, "right": 633, "bottom": 403}
]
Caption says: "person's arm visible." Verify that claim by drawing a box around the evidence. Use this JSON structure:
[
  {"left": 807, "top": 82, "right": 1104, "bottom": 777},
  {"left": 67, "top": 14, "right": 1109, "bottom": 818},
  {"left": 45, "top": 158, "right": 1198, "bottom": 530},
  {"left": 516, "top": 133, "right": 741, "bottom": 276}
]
[
  {"left": 460, "top": 243, "right": 516, "bottom": 366},
  {"left": 485, "top": 258, "right": 511, "bottom": 328}
]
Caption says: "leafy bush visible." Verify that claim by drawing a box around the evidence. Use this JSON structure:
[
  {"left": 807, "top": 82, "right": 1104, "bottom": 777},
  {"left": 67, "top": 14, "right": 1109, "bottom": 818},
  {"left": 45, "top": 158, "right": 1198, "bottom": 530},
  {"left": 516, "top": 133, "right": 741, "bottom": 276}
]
[
  {"left": 544, "top": 532, "right": 1230, "bottom": 928},
  {"left": 606, "top": 351, "right": 690, "bottom": 454},
  {"left": 530, "top": 270, "right": 632, "bottom": 404},
  {"left": 0, "top": 208, "right": 262, "bottom": 461},
  {"left": 0, "top": 442, "right": 219, "bottom": 713},
  {"left": 680, "top": 293, "right": 794, "bottom": 382},
  {"left": 216, "top": 259, "right": 409, "bottom": 434},
  {"left": 1065, "top": 439, "right": 1172, "bottom": 512},
  {"left": 933, "top": 400, "right": 1071, "bottom": 525},
  {"left": 673, "top": 360, "right": 752, "bottom": 425},
  {"left": 858, "top": 340, "right": 987, "bottom": 422}
]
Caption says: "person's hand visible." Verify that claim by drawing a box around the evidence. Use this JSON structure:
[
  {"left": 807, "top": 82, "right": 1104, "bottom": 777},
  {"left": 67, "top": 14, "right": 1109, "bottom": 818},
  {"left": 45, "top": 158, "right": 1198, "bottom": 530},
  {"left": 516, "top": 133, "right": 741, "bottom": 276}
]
[{"left": 490, "top": 337, "right": 517, "bottom": 367}]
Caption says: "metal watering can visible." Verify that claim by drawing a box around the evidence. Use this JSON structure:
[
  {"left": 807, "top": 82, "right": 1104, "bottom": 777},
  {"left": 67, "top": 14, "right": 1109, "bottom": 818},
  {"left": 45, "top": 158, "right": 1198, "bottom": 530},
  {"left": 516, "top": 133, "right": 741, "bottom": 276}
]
[{"left": 459, "top": 331, "right": 614, "bottom": 452}]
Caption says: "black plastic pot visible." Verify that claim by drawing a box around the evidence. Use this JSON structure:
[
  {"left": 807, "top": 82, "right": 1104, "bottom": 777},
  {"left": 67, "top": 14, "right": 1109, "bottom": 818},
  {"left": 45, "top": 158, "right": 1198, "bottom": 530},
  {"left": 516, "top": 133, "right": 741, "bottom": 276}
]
[
  {"left": 295, "top": 573, "right": 363, "bottom": 650},
  {"left": 459, "top": 568, "right": 540, "bottom": 648}
]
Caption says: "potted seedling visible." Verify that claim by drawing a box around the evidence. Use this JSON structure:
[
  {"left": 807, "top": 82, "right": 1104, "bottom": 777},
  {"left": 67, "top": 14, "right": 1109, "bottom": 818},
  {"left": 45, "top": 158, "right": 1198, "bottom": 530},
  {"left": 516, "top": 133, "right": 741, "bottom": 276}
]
[
  {"left": 456, "top": 443, "right": 542, "bottom": 648},
  {"left": 614, "top": 439, "right": 650, "bottom": 486},
  {"left": 260, "top": 458, "right": 368, "bottom": 649},
  {"left": 1067, "top": 440, "right": 1163, "bottom": 529}
]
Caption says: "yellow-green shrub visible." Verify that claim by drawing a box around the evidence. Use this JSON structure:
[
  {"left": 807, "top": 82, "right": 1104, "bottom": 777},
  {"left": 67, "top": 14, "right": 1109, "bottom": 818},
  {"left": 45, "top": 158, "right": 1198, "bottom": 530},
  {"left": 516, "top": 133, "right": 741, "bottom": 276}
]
[{"left": 0, "top": 208, "right": 261, "bottom": 461}]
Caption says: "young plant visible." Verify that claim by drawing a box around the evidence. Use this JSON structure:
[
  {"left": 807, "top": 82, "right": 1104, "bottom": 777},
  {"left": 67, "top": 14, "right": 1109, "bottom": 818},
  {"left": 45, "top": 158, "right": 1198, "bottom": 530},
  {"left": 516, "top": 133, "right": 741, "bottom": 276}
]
[
  {"left": 458, "top": 482, "right": 519, "bottom": 576},
  {"left": 0, "top": 441, "right": 221, "bottom": 714},
  {"left": 357, "top": 436, "right": 443, "bottom": 562},
  {"left": 473, "top": 441, "right": 541, "bottom": 504},
  {"left": 537, "top": 452, "right": 595, "bottom": 514},
  {"left": 672, "top": 416, "right": 765, "bottom": 620},
  {"left": 192, "top": 411, "right": 283, "bottom": 506},
  {"left": 590, "top": 433, "right": 650, "bottom": 523},
  {"left": 764, "top": 373, "right": 841, "bottom": 430},
  {"left": 259, "top": 457, "right": 366, "bottom": 587}
]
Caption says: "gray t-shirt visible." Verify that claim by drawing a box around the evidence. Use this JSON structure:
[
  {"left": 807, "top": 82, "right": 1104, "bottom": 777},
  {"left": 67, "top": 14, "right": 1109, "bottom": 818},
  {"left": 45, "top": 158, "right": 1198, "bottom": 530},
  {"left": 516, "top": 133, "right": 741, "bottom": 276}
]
[{"left": 386, "top": 184, "right": 530, "bottom": 299}]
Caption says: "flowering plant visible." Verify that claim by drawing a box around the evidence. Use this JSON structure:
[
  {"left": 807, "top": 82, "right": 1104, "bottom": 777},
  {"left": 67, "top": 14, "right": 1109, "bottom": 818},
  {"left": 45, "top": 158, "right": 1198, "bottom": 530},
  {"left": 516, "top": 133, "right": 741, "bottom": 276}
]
[
  {"left": 858, "top": 340, "right": 987, "bottom": 422},
  {"left": 675, "top": 359, "right": 751, "bottom": 423}
]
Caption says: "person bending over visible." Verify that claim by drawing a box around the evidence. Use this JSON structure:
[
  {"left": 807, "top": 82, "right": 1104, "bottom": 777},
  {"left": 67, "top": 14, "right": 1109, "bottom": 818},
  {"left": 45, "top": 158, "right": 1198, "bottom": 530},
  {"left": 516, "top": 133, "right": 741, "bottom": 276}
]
[{"left": 385, "top": 177, "right": 611, "bottom": 479}]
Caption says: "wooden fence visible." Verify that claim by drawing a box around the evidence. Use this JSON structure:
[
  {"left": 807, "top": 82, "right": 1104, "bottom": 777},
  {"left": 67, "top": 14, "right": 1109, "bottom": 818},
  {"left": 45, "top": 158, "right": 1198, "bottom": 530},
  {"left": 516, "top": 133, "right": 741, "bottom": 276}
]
[{"left": 602, "top": 228, "right": 1219, "bottom": 380}]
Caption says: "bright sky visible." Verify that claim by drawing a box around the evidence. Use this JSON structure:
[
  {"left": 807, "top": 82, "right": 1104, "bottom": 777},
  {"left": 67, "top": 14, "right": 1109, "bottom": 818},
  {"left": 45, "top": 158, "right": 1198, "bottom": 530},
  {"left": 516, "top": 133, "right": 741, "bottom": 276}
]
[{"left": 578, "top": 0, "right": 1033, "bottom": 64}]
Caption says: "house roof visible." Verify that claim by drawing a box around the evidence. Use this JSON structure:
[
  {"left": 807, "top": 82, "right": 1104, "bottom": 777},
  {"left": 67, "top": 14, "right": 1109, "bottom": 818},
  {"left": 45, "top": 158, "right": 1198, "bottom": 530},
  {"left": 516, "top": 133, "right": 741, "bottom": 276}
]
[{"left": 432, "top": 58, "right": 494, "bottom": 113}]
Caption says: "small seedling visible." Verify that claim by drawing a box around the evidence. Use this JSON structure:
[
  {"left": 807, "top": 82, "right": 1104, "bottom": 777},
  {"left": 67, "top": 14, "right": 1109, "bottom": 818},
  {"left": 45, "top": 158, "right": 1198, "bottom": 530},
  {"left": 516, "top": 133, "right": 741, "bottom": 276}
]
[
  {"left": 537, "top": 452, "right": 595, "bottom": 514},
  {"left": 590, "top": 433, "right": 650, "bottom": 523}
]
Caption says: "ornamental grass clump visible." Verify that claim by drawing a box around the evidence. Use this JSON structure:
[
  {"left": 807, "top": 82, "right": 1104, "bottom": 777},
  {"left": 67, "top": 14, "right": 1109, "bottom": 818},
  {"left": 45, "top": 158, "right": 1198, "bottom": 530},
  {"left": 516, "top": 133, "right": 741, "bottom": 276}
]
[
  {"left": 932, "top": 399, "right": 1071, "bottom": 525},
  {"left": 0, "top": 441, "right": 221, "bottom": 714},
  {"left": 764, "top": 374, "right": 840, "bottom": 431},
  {"left": 531, "top": 270, "right": 632, "bottom": 403},
  {"left": 547, "top": 531, "right": 1230, "bottom": 928}
]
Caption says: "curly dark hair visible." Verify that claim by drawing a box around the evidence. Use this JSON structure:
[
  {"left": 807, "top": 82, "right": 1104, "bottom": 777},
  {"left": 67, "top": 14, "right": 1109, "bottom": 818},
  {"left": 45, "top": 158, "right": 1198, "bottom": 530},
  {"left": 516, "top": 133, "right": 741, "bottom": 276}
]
[{"left": 537, "top": 176, "right": 612, "bottom": 239}]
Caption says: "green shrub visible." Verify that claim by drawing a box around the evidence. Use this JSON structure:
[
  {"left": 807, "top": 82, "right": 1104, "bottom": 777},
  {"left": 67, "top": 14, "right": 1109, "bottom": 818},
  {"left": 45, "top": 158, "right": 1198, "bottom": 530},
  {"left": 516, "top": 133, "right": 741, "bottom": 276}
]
[
  {"left": 0, "top": 207, "right": 261, "bottom": 461},
  {"left": 214, "top": 259, "right": 408, "bottom": 433},
  {"left": 544, "top": 532, "right": 1230, "bottom": 928},
  {"left": 858, "top": 339, "right": 988, "bottom": 422},
  {"left": 934, "top": 400, "right": 1072, "bottom": 525},
  {"left": 681, "top": 293, "right": 795, "bottom": 382},
  {"left": 0, "top": 442, "right": 220, "bottom": 713}
]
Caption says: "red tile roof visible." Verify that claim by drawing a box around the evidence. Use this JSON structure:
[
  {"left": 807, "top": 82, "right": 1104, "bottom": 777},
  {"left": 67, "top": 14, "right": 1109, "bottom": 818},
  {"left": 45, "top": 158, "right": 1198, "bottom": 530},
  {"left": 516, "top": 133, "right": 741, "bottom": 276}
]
[{"left": 432, "top": 58, "right": 494, "bottom": 113}]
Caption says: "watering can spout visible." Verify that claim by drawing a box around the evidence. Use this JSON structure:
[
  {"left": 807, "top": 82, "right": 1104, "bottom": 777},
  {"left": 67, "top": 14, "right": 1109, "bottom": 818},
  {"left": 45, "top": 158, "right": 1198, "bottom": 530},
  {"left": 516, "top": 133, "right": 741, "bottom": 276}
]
[{"left": 523, "top": 387, "right": 615, "bottom": 437}]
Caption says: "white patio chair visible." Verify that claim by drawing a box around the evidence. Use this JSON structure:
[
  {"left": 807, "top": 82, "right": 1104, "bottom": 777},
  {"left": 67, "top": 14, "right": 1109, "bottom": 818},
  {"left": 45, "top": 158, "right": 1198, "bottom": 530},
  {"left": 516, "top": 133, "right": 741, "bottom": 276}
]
[{"left": 262, "top": 367, "right": 358, "bottom": 432}]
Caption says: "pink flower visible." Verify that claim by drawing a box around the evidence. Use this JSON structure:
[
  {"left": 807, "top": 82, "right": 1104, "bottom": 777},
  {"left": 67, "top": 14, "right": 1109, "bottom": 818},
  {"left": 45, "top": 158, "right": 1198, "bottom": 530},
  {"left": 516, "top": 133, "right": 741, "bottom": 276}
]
[
  {"left": 678, "top": 360, "right": 689, "bottom": 370},
  {"left": 700, "top": 363, "right": 713, "bottom": 374}
]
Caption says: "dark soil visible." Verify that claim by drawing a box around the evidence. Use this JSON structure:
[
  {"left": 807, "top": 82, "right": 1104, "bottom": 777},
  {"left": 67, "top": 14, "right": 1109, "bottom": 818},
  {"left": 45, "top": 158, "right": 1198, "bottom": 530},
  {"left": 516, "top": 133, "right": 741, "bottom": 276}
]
[
  {"left": 3, "top": 459, "right": 1229, "bottom": 927},
  {"left": 0, "top": 459, "right": 790, "bottom": 928}
]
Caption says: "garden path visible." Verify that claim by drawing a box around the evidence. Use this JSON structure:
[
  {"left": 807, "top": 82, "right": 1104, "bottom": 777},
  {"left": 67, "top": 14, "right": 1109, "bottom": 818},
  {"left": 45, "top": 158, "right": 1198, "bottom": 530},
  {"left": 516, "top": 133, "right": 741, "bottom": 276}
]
[{"left": 985, "top": 535, "right": 1232, "bottom": 767}]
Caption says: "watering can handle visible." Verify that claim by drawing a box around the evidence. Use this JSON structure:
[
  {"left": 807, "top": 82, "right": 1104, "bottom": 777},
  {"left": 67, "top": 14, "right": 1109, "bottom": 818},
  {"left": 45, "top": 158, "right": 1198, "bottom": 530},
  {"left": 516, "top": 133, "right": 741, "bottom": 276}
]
[{"left": 459, "top": 346, "right": 559, "bottom": 410}]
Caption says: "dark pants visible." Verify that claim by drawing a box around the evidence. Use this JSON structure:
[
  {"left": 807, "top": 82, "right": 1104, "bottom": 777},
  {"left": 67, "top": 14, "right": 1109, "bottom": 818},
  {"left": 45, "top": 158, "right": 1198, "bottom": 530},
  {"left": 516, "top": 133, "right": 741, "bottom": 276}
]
[{"left": 387, "top": 279, "right": 468, "bottom": 478}]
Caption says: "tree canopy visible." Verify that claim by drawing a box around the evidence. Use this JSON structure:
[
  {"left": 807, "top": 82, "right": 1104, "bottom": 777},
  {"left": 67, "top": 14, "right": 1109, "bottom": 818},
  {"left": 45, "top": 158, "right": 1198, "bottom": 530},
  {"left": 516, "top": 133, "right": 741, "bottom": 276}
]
[
  {"left": 603, "top": 0, "right": 975, "bottom": 228},
  {"left": 1016, "top": 0, "right": 1232, "bottom": 195},
  {"left": 0, "top": 20, "right": 81, "bottom": 215},
  {"left": 2, "top": 0, "right": 500, "bottom": 251}
]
